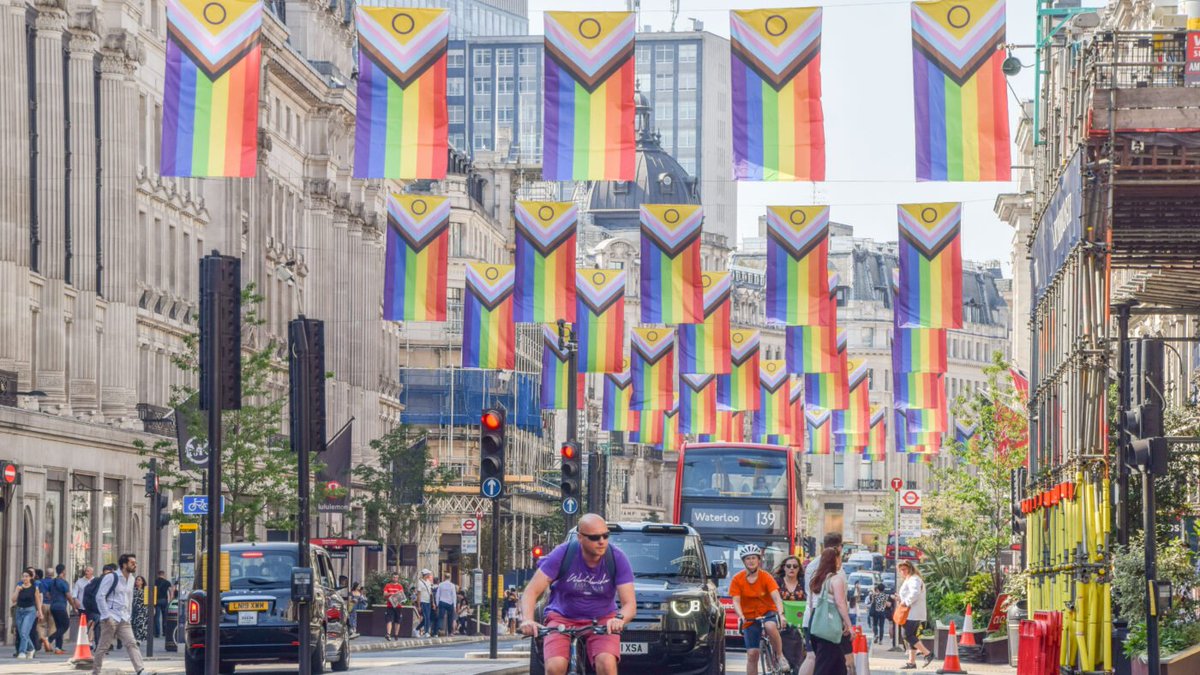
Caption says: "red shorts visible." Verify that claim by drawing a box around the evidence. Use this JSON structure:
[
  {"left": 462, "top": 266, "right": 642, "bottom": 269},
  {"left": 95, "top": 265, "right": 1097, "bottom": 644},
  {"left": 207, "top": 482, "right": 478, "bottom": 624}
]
[{"left": 542, "top": 612, "right": 619, "bottom": 666}]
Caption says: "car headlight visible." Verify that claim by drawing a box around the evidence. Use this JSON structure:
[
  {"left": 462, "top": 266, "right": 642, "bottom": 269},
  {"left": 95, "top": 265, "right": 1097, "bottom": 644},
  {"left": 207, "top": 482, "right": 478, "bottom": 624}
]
[{"left": 670, "top": 599, "right": 701, "bottom": 617}]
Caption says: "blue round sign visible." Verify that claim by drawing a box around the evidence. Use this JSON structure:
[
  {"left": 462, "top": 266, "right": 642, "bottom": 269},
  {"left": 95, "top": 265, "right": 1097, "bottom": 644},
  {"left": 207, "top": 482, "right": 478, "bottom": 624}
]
[
  {"left": 481, "top": 477, "right": 503, "bottom": 499},
  {"left": 562, "top": 497, "right": 579, "bottom": 515}
]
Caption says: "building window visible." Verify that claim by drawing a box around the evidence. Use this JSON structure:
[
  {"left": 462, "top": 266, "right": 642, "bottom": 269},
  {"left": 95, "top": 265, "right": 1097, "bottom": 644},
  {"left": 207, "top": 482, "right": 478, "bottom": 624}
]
[
  {"left": 655, "top": 44, "right": 673, "bottom": 63},
  {"left": 472, "top": 78, "right": 492, "bottom": 95},
  {"left": 835, "top": 287, "right": 847, "bottom": 307},
  {"left": 678, "top": 129, "right": 695, "bottom": 148},
  {"left": 448, "top": 49, "right": 465, "bottom": 68},
  {"left": 497, "top": 76, "right": 514, "bottom": 94},
  {"left": 496, "top": 48, "right": 514, "bottom": 66},
  {"left": 679, "top": 44, "right": 697, "bottom": 63},
  {"left": 519, "top": 75, "right": 536, "bottom": 92},
  {"left": 473, "top": 133, "right": 491, "bottom": 151},
  {"left": 43, "top": 483, "right": 62, "bottom": 571},
  {"left": 679, "top": 100, "right": 696, "bottom": 120},
  {"left": 656, "top": 103, "right": 673, "bottom": 121},
  {"left": 449, "top": 105, "right": 466, "bottom": 125},
  {"left": 833, "top": 455, "right": 845, "bottom": 489},
  {"left": 655, "top": 73, "right": 673, "bottom": 90},
  {"left": 518, "top": 47, "right": 538, "bottom": 66},
  {"left": 473, "top": 50, "right": 492, "bottom": 67},
  {"left": 447, "top": 77, "right": 465, "bottom": 97},
  {"left": 636, "top": 45, "right": 650, "bottom": 67},
  {"left": 101, "top": 479, "right": 120, "bottom": 566},
  {"left": 473, "top": 106, "right": 492, "bottom": 122},
  {"left": 679, "top": 73, "right": 696, "bottom": 91},
  {"left": 69, "top": 481, "right": 92, "bottom": 575},
  {"left": 497, "top": 105, "right": 514, "bottom": 123},
  {"left": 659, "top": 129, "right": 673, "bottom": 148},
  {"left": 450, "top": 133, "right": 466, "bottom": 149},
  {"left": 679, "top": 158, "right": 696, "bottom": 175}
]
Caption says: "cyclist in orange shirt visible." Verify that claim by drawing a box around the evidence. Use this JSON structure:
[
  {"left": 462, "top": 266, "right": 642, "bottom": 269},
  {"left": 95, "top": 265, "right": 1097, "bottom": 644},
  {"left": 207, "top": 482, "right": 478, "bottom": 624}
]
[{"left": 730, "top": 545, "right": 788, "bottom": 675}]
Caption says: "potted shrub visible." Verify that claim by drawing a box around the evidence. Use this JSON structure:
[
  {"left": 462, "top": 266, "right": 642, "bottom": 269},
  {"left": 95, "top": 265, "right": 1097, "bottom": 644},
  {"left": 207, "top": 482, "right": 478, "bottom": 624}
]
[{"left": 1115, "top": 533, "right": 1200, "bottom": 674}]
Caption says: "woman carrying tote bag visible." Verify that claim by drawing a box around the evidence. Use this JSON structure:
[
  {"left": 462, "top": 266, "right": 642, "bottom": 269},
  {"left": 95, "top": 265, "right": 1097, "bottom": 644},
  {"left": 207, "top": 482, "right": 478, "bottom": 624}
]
[{"left": 805, "top": 549, "right": 853, "bottom": 675}]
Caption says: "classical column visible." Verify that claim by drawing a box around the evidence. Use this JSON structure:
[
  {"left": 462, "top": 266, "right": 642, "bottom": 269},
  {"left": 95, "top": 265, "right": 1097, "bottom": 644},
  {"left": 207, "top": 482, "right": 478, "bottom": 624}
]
[
  {"left": 67, "top": 11, "right": 99, "bottom": 415},
  {"left": 0, "top": 0, "right": 32, "bottom": 377},
  {"left": 97, "top": 30, "right": 142, "bottom": 422}
]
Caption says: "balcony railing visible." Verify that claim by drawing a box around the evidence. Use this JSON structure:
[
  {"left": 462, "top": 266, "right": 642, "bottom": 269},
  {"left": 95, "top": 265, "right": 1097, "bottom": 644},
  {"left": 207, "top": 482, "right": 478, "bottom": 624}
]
[{"left": 857, "top": 479, "right": 883, "bottom": 491}]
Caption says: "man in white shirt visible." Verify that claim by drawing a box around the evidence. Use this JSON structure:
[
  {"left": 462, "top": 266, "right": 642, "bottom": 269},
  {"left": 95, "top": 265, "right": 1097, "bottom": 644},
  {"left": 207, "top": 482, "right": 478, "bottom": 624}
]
[
  {"left": 417, "top": 570, "right": 435, "bottom": 637},
  {"left": 72, "top": 566, "right": 93, "bottom": 610},
  {"left": 435, "top": 575, "right": 457, "bottom": 637},
  {"left": 92, "top": 554, "right": 147, "bottom": 675}
]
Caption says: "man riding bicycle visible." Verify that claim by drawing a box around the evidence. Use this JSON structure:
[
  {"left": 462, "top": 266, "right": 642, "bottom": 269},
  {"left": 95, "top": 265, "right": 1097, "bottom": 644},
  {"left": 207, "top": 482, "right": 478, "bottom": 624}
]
[
  {"left": 730, "top": 544, "right": 789, "bottom": 675},
  {"left": 519, "top": 514, "right": 637, "bottom": 675}
]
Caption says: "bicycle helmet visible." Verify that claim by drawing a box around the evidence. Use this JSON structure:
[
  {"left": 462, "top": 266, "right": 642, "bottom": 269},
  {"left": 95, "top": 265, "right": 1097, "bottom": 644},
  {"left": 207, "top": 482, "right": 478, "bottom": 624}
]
[{"left": 736, "top": 544, "right": 763, "bottom": 561}]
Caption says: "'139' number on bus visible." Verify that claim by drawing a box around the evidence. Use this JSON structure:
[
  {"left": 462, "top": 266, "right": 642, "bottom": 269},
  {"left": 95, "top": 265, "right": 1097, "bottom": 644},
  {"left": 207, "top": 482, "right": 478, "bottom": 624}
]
[{"left": 756, "top": 511, "right": 777, "bottom": 527}]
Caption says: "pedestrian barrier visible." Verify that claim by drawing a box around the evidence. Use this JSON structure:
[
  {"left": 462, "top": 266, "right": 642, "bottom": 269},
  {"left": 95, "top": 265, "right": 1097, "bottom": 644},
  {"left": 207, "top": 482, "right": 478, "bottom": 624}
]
[
  {"left": 959, "top": 603, "right": 977, "bottom": 647},
  {"left": 852, "top": 625, "right": 870, "bottom": 675},
  {"left": 68, "top": 614, "right": 93, "bottom": 665},
  {"left": 936, "top": 621, "right": 967, "bottom": 675},
  {"left": 1016, "top": 611, "right": 1063, "bottom": 675}
]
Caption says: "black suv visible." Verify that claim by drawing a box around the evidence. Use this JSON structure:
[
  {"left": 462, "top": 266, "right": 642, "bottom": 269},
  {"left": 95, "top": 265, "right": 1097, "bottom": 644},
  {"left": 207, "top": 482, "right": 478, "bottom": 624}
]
[
  {"left": 184, "top": 542, "right": 350, "bottom": 674},
  {"left": 531, "top": 522, "right": 728, "bottom": 675}
]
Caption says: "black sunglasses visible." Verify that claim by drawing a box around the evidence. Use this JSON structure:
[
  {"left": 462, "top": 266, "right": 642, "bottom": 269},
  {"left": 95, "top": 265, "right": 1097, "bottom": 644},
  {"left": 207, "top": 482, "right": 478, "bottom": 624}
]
[
  {"left": 783, "top": 563, "right": 800, "bottom": 569},
  {"left": 581, "top": 532, "right": 610, "bottom": 542}
]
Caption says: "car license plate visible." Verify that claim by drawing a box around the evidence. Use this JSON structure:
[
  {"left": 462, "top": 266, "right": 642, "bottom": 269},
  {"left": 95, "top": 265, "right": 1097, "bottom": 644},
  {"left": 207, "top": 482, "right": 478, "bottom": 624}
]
[
  {"left": 620, "top": 642, "right": 648, "bottom": 655},
  {"left": 237, "top": 611, "right": 257, "bottom": 626},
  {"left": 228, "top": 601, "right": 269, "bottom": 612}
]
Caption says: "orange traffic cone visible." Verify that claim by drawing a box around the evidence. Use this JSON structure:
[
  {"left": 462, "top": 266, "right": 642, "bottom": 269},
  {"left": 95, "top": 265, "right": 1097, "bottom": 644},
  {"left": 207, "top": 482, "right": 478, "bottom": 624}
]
[
  {"left": 959, "top": 604, "right": 978, "bottom": 647},
  {"left": 852, "top": 625, "right": 871, "bottom": 675},
  {"left": 68, "top": 613, "right": 93, "bottom": 665},
  {"left": 937, "top": 621, "right": 968, "bottom": 674}
]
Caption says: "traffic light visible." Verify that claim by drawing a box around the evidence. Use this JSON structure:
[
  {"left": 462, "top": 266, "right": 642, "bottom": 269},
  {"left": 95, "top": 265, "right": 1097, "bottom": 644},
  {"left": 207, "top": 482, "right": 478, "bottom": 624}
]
[
  {"left": 144, "top": 469, "right": 159, "bottom": 497},
  {"left": 560, "top": 441, "right": 581, "bottom": 505},
  {"left": 802, "top": 536, "right": 816, "bottom": 558},
  {"left": 1123, "top": 340, "right": 1169, "bottom": 476},
  {"left": 157, "top": 494, "right": 171, "bottom": 529},
  {"left": 480, "top": 408, "right": 506, "bottom": 497},
  {"left": 532, "top": 545, "right": 546, "bottom": 562},
  {"left": 198, "top": 253, "right": 242, "bottom": 411},
  {"left": 1010, "top": 468, "right": 1027, "bottom": 536},
  {"left": 288, "top": 318, "right": 327, "bottom": 454}
]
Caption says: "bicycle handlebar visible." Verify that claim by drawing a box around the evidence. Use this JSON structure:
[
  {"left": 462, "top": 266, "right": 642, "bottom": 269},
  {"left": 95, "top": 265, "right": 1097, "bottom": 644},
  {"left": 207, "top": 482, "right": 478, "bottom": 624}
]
[{"left": 527, "top": 621, "right": 611, "bottom": 639}]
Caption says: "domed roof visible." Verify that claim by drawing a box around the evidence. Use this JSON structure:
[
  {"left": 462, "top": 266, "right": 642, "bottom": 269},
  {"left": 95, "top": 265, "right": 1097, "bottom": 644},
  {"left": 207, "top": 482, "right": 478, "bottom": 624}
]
[{"left": 587, "top": 91, "right": 699, "bottom": 231}]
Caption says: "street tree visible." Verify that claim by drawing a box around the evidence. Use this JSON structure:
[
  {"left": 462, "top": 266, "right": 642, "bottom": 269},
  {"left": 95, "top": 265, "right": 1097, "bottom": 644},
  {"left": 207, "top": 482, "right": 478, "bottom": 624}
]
[{"left": 353, "top": 426, "right": 452, "bottom": 550}]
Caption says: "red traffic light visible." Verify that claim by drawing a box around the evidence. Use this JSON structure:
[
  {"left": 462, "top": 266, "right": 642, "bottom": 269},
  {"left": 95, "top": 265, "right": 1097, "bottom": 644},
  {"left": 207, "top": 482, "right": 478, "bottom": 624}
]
[
  {"left": 482, "top": 411, "right": 503, "bottom": 430},
  {"left": 532, "top": 545, "right": 545, "bottom": 559},
  {"left": 560, "top": 444, "right": 576, "bottom": 460},
  {"left": 2, "top": 464, "right": 17, "bottom": 484}
]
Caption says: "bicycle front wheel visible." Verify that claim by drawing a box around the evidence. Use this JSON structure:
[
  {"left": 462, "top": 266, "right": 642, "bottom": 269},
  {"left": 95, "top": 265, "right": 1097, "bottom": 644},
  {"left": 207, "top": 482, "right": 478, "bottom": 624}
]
[{"left": 759, "top": 641, "right": 781, "bottom": 675}]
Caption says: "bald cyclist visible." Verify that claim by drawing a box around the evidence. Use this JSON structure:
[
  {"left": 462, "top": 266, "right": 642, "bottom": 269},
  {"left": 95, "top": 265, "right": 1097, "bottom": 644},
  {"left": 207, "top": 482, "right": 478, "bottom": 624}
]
[{"left": 519, "top": 514, "right": 637, "bottom": 675}]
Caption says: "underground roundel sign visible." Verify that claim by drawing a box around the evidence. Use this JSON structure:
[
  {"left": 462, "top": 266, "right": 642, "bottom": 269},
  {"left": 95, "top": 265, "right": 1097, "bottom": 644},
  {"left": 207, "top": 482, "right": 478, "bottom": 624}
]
[{"left": 901, "top": 490, "right": 922, "bottom": 508}]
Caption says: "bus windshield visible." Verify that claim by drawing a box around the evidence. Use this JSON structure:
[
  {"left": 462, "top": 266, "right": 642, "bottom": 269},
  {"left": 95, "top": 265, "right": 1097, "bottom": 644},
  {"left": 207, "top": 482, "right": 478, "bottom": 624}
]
[{"left": 679, "top": 448, "right": 789, "bottom": 499}]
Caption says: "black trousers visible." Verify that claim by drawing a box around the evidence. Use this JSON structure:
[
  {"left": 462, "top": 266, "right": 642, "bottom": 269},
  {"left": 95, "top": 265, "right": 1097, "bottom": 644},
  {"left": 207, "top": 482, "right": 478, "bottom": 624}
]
[
  {"left": 50, "top": 607, "right": 70, "bottom": 649},
  {"left": 869, "top": 611, "right": 885, "bottom": 641}
]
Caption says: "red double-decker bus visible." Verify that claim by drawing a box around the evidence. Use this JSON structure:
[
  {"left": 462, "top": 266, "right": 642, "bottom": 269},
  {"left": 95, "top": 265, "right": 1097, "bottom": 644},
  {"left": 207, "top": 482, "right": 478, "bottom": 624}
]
[{"left": 673, "top": 442, "right": 803, "bottom": 643}]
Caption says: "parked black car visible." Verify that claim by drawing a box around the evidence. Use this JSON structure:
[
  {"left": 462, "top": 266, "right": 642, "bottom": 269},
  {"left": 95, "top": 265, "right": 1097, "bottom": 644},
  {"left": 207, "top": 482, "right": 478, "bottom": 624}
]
[
  {"left": 530, "top": 522, "right": 727, "bottom": 675},
  {"left": 184, "top": 542, "right": 350, "bottom": 674}
]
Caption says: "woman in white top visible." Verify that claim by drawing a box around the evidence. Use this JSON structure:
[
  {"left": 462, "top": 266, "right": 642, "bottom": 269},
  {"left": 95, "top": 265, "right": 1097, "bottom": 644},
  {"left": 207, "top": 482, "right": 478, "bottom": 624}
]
[{"left": 895, "top": 561, "right": 932, "bottom": 669}]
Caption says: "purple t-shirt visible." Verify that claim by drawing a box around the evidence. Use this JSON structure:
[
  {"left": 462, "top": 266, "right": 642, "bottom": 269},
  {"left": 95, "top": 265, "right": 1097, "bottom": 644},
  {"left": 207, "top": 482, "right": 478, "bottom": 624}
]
[{"left": 538, "top": 542, "right": 634, "bottom": 619}]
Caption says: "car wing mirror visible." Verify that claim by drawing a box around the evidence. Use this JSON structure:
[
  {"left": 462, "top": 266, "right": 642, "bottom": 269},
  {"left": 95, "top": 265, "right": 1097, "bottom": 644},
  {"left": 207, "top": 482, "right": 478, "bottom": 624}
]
[{"left": 709, "top": 561, "right": 728, "bottom": 581}]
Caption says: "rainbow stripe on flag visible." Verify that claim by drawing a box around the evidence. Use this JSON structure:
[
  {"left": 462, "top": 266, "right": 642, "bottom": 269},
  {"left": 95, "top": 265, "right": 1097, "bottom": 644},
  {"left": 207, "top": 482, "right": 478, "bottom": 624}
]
[
  {"left": 720, "top": 329, "right": 762, "bottom": 411},
  {"left": 788, "top": 377, "right": 805, "bottom": 449},
  {"left": 680, "top": 374, "right": 718, "bottom": 435},
  {"left": 662, "top": 405, "right": 683, "bottom": 452},
  {"left": 907, "top": 406, "right": 948, "bottom": 434},
  {"left": 540, "top": 325, "right": 584, "bottom": 410},
  {"left": 543, "top": 11, "right": 636, "bottom": 181},
  {"left": 804, "top": 371, "right": 848, "bottom": 410},
  {"left": 730, "top": 8, "right": 825, "bottom": 181},
  {"left": 383, "top": 193, "right": 450, "bottom": 322},
  {"left": 894, "top": 371, "right": 946, "bottom": 410},
  {"left": 162, "top": 0, "right": 262, "bottom": 177},
  {"left": 754, "top": 361, "right": 791, "bottom": 438},
  {"left": 576, "top": 269, "right": 626, "bottom": 373},
  {"left": 833, "top": 358, "right": 871, "bottom": 436},
  {"left": 892, "top": 326, "right": 948, "bottom": 373},
  {"left": 630, "top": 409, "right": 663, "bottom": 445},
  {"left": 786, "top": 325, "right": 838, "bottom": 374},
  {"left": 601, "top": 369, "right": 634, "bottom": 431},
  {"left": 679, "top": 272, "right": 732, "bottom": 374},
  {"left": 462, "top": 263, "right": 515, "bottom": 369},
  {"left": 631, "top": 327, "right": 676, "bottom": 411},
  {"left": 897, "top": 203, "right": 964, "bottom": 329},
  {"left": 867, "top": 406, "right": 888, "bottom": 460},
  {"left": 702, "top": 409, "right": 747, "bottom": 444},
  {"left": 514, "top": 201, "right": 578, "bottom": 323},
  {"left": 806, "top": 408, "right": 832, "bottom": 455},
  {"left": 353, "top": 7, "right": 449, "bottom": 179},
  {"left": 912, "top": 0, "right": 1010, "bottom": 182},
  {"left": 640, "top": 205, "right": 704, "bottom": 324},
  {"left": 908, "top": 452, "right": 937, "bottom": 465},
  {"left": 896, "top": 408, "right": 943, "bottom": 447},
  {"left": 765, "top": 206, "right": 831, "bottom": 326}
]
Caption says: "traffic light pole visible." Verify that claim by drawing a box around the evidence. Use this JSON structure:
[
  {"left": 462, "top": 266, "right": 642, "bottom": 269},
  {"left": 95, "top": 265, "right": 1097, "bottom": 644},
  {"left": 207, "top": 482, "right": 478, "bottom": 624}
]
[
  {"left": 146, "top": 459, "right": 160, "bottom": 658},
  {"left": 557, "top": 320, "right": 587, "bottom": 528},
  {"left": 479, "top": 409, "right": 506, "bottom": 660},
  {"left": 203, "top": 316, "right": 224, "bottom": 675},
  {"left": 489, "top": 491, "right": 500, "bottom": 659}
]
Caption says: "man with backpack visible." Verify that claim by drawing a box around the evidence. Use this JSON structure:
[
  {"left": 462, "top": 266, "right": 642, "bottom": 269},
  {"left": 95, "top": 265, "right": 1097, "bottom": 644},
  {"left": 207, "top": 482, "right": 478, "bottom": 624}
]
[
  {"left": 518, "top": 514, "right": 636, "bottom": 675},
  {"left": 90, "top": 554, "right": 150, "bottom": 675}
]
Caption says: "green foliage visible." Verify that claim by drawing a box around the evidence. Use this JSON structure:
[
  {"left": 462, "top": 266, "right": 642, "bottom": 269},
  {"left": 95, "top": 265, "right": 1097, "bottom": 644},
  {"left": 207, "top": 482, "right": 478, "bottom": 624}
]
[
  {"left": 1114, "top": 532, "right": 1200, "bottom": 659},
  {"left": 963, "top": 572, "right": 997, "bottom": 613},
  {"left": 352, "top": 426, "right": 452, "bottom": 549},
  {"left": 134, "top": 284, "right": 303, "bottom": 540},
  {"left": 362, "top": 569, "right": 414, "bottom": 606},
  {"left": 1124, "top": 617, "right": 1200, "bottom": 660},
  {"left": 1002, "top": 569, "right": 1028, "bottom": 604}
]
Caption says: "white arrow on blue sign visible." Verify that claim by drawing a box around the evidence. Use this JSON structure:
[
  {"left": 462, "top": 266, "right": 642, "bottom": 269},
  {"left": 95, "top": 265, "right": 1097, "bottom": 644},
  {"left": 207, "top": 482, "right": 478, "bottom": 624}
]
[
  {"left": 182, "top": 495, "right": 225, "bottom": 516},
  {"left": 562, "top": 497, "right": 579, "bottom": 515},
  {"left": 481, "top": 478, "right": 503, "bottom": 499}
]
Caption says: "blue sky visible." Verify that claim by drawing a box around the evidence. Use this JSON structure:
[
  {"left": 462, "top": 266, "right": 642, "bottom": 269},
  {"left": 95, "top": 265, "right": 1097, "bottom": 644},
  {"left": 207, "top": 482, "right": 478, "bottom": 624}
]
[{"left": 527, "top": 0, "right": 1043, "bottom": 270}]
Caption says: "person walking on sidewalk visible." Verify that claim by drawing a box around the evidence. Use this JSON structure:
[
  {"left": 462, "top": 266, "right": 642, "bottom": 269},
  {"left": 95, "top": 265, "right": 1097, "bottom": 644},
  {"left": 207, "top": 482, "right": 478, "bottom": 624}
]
[
  {"left": 47, "top": 565, "right": 72, "bottom": 654},
  {"left": 415, "top": 570, "right": 434, "bottom": 637},
  {"left": 11, "top": 569, "right": 43, "bottom": 659},
  {"left": 153, "top": 571, "right": 172, "bottom": 639},
  {"left": 131, "top": 576, "right": 149, "bottom": 644},
  {"left": 435, "top": 574, "right": 457, "bottom": 637},
  {"left": 895, "top": 561, "right": 932, "bottom": 669},
  {"left": 92, "top": 553, "right": 151, "bottom": 675},
  {"left": 867, "top": 583, "right": 888, "bottom": 644}
]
